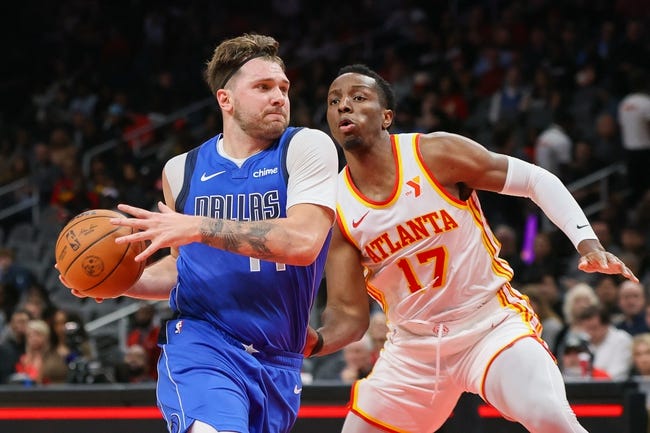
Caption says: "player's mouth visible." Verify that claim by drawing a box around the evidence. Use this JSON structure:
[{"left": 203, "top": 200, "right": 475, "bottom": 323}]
[{"left": 338, "top": 118, "right": 356, "bottom": 133}]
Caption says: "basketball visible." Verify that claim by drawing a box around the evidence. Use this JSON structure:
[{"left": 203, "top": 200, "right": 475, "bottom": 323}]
[{"left": 55, "top": 209, "right": 146, "bottom": 298}]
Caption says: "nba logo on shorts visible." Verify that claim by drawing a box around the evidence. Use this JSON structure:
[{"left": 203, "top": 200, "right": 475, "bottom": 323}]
[{"left": 175, "top": 320, "right": 183, "bottom": 334}]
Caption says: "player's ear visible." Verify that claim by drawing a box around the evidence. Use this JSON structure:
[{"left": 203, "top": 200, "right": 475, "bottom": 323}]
[
  {"left": 216, "top": 89, "right": 231, "bottom": 111},
  {"left": 381, "top": 109, "right": 394, "bottom": 130}
]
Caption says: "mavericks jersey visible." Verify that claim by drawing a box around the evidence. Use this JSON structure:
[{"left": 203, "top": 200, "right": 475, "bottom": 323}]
[
  {"left": 170, "top": 127, "right": 330, "bottom": 353},
  {"left": 336, "top": 133, "right": 513, "bottom": 326}
]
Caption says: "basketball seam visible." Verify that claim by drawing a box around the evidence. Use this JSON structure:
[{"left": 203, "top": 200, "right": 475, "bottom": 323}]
[{"left": 61, "top": 224, "right": 124, "bottom": 276}]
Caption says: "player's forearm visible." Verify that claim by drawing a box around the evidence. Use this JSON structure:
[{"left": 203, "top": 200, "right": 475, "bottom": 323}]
[
  {"left": 125, "top": 254, "right": 177, "bottom": 300},
  {"left": 198, "top": 216, "right": 326, "bottom": 266},
  {"left": 500, "top": 156, "right": 598, "bottom": 249},
  {"left": 314, "top": 305, "right": 370, "bottom": 357}
]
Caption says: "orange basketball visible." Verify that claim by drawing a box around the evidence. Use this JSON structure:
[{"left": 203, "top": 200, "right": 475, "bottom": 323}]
[{"left": 55, "top": 209, "right": 146, "bottom": 298}]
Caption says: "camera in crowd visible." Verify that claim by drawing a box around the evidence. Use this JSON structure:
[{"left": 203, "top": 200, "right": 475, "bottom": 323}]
[{"left": 64, "top": 321, "right": 111, "bottom": 384}]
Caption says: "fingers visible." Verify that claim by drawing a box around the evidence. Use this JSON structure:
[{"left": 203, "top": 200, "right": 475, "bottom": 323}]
[
  {"left": 70, "top": 289, "right": 104, "bottom": 303},
  {"left": 578, "top": 251, "right": 639, "bottom": 282},
  {"left": 133, "top": 242, "right": 157, "bottom": 263},
  {"left": 158, "top": 201, "right": 173, "bottom": 213},
  {"left": 116, "top": 203, "right": 150, "bottom": 217}
]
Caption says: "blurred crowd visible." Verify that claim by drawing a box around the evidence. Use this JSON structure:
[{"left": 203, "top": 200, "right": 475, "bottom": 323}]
[{"left": 1, "top": 0, "right": 650, "bottom": 399}]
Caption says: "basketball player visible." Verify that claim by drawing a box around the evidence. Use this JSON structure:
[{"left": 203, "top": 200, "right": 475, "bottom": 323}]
[
  {"left": 61, "top": 36, "right": 369, "bottom": 433},
  {"left": 314, "top": 64, "right": 638, "bottom": 433}
]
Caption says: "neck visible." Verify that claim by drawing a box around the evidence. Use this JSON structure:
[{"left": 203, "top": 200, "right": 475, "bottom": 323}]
[
  {"left": 344, "top": 132, "right": 395, "bottom": 201},
  {"left": 222, "top": 122, "right": 273, "bottom": 159}
]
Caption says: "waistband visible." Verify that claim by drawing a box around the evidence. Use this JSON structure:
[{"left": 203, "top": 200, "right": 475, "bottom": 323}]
[
  {"left": 394, "top": 289, "right": 507, "bottom": 337},
  {"left": 160, "top": 316, "right": 303, "bottom": 370}
]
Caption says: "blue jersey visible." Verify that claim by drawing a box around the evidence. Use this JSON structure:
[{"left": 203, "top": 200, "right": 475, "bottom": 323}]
[{"left": 170, "top": 127, "right": 330, "bottom": 354}]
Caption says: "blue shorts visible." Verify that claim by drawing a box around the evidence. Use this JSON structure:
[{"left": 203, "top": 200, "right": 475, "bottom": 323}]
[{"left": 156, "top": 317, "right": 304, "bottom": 433}]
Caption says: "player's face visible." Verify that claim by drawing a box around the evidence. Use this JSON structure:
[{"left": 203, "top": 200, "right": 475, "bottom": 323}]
[
  {"left": 327, "top": 73, "right": 389, "bottom": 151},
  {"left": 231, "top": 58, "right": 290, "bottom": 140}
]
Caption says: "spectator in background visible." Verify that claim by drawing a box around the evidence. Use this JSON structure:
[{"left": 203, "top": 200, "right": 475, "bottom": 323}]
[
  {"left": 560, "top": 332, "right": 610, "bottom": 380},
  {"left": 339, "top": 335, "right": 375, "bottom": 385},
  {"left": 30, "top": 142, "right": 62, "bottom": 207},
  {"left": 574, "top": 304, "right": 633, "bottom": 380},
  {"left": 555, "top": 282, "right": 600, "bottom": 360},
  {"left": 0, "top": 282, "right": 19, "bottom": 332},
  {"left": 493, "top": 224, "right": 526, "bottom": 284},
  {"left": 630, "top": 333, "right": 650, "bottom": 423},
  {"left": 533, "top": 116, "right": 573, "bottom": 179},
  {"left": 522, "top": 284, "right": 564, "bottom": 350},
  {"left": 519, "top": 232, "right": 564, "bottom": 285},
  {"left": 563, "top": 140, "right": 604, "bottom": 207},
  {"left": 114, "top": 344, "right": 155, "bottom": 383},
  {"left": 126, "top": 303, "right": 160, "bottom": 380},
  {"left": 17, "top": 284, "right": 51, "bottom": 320},
  {"left": 11, "top": 319, "right": 66, "bottom": 385},
  {"left": 0, "top": 308, "right": 30, "bottom": 383},
  {"left": 569, "top": 63, "right": 606, "bottom": 142},
  {"left": 591, "top": 112, "right": 624, "bottom": 167},
  {"left": 522, "top": 66, "right": 559, "bottom": 133},
  {"left": 50, "top": 159, "right": 99, "bottom": 222},
  {"left": 592, "top": 274, "right": 623, "bottom": 322},
  {"left": 619, "top": 224, "right": 650, "bottom": 282},
  {"left": 488, "top": 65, "right": 528, "bottom": 127},
  {"left": 618, "top": 67, "right": 650, "bottom": 206},
  {"left": 46, "top": 308, "right": 93, "bottom": 366},
  {"left": 631, "top": 333, "right": 650, "bottom": 378},
  {"left": 615, "top": 280, "right": 650, "bottom": 335},
  {"left": 367, "top": 310, "right": 389, "bottom": 365},
  {"left": 0, "top": 248, "right": 35, "bottom": 297}
]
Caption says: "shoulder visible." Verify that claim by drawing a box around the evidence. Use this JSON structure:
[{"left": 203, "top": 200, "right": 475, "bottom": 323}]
[
  {"left": 289, "top": 128, "right": 336, "bottom": 147},
  {"left": 286, "top": 128, "right": 338, "bottom": 165},
  {"left": 163, "top": 152, "right": 189, "bottom": 176},
  {"left": 417, "top": 131, "right": 489, "bottom": 162}
]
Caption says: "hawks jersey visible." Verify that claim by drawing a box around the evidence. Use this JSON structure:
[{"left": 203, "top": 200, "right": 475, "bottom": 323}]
[
  {"left": 168, "top": 127, "right": 335, "bottom": 354},
  {"left": 337, "top": 133, "right": 513, "bottom": 326}
]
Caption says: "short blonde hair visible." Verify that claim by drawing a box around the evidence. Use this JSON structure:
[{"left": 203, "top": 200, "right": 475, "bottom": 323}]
[
  {"left": 562, "top": 283, "right": 599, "bottom": 324},
  {"left": 27, "top": 319, "right": 50, "bottom": 338}
]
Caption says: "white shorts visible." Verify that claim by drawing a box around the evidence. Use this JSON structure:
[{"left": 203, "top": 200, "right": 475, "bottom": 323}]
[{"left": 349, "top": 285, "right": 548, "bottom": 433}]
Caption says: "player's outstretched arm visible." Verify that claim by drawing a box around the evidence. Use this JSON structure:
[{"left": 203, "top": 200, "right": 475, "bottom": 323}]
[
  {"left": 305, "top": 223, "right": 370, "bottom": 357},
  {"left": 418, "top": 132, "right": 638, "bottom": 283}
]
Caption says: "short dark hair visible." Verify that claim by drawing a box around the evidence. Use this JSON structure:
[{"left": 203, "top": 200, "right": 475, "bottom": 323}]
[
  {"left": 336, "top": 64, "right": 396, "bottom": 111},
  {"left": 576, "top": 304, "right": 610, "bottom": 325}
]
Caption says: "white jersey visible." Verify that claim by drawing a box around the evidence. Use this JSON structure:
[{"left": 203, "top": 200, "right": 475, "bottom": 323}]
[
  {"left": 336, "top": 133, "right": 513, "bottom": 326},
  {"left": 618, "top": 93, "right": 650, "bottom": 151}
]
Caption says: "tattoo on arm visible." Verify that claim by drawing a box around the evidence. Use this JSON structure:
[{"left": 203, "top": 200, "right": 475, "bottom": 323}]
[{"left": 199, "top": 218, "right": 275, "bottom": 259}]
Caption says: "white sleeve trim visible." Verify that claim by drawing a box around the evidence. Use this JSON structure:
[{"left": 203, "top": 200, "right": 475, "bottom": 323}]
[
  {"left": 501, "top": 156, "right": 597, "bottom": 249},
  {"left": 163, "top": 153, "right": 188, "bottom": 202}
]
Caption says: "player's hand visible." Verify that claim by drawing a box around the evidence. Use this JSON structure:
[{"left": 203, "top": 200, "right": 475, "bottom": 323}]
[
  {"left": 54, "top": 264, "right": 104, "bottom": 303},
  {"left": 578, "top": 250, "right": 639, "bottom": 282},
  {"left": 111, "top": 202, "right": 201, "bottom": 262},
  {"left": 303, "top": 327, "right": 320, "bottom": 357}
]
